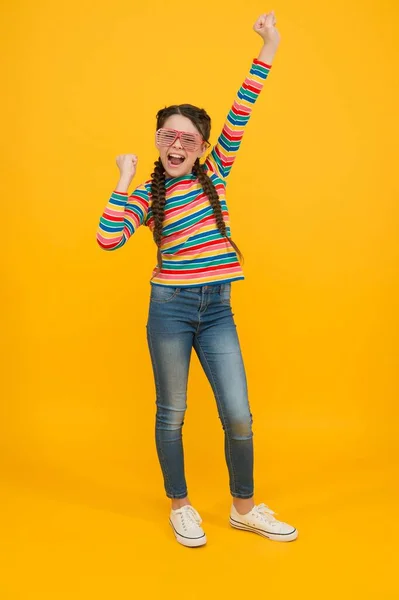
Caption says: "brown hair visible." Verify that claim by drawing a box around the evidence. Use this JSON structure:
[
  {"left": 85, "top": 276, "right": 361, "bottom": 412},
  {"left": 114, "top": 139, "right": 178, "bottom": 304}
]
[{"left": 150, "top": 104, "right": 243, "bottom": 271}]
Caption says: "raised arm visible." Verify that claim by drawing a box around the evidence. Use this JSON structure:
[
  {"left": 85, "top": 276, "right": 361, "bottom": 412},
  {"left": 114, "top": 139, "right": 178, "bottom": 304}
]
[
  {"left": 96, "top": 153, "right": 150, "bottom": 250},
  {"left": 96, "top": 185, "right": 150, "bottom": 250},
  {"left": 205, "top": 11, "right": 280, "bottom": 180}
]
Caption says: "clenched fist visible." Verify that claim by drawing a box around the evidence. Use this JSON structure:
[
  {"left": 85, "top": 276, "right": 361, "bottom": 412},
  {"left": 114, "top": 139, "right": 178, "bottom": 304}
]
[
  {"left": 116, "top": 154, "right": 138, "bottom": 180},
  {"left": 253, "top": 11, "right": 280, "bottom": 49}
]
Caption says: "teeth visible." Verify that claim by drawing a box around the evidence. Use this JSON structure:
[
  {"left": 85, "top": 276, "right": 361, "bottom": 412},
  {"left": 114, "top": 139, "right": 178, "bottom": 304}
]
[{"left": 169, "top": 154, "right": 184, "bottom": 159}]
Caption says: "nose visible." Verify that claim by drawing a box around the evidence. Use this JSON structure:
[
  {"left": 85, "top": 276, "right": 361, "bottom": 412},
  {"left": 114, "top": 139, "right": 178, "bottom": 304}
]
[{"left": 172, "top": 138, "right": 183, "bottom": 150}]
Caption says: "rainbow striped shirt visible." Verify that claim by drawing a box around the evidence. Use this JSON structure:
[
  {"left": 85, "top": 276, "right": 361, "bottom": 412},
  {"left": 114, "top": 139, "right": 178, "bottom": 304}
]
[{"left": 96, "top": 58, "right": 271, "bottom": 287}]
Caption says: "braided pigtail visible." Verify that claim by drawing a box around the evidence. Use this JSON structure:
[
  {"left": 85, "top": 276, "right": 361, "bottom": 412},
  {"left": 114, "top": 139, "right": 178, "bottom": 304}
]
[
  {"left": 192, "top": 159, "right": 243, "bottom": 263},
  {"left": 150, "top": 158, "right": 166, "bottom": 271}
]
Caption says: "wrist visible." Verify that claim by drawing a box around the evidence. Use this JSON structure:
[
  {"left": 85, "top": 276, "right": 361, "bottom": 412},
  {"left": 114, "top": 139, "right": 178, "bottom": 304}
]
[
  {"left": 257, "top": 43, "right": 277, "bottom": 65},
  {"left": 116, "top": 175, "right": 133, "bottom": 194}
]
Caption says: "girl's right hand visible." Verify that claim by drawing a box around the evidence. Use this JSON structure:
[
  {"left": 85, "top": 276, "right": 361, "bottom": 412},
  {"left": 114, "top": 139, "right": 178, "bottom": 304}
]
[{"left": 116, "top": 154, "right": 138, "bottom": 179}]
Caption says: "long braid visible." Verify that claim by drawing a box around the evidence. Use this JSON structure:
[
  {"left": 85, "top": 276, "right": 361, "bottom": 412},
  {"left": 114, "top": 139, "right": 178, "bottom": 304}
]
[
  {"left": 150, "top": 158, "right": 166, "bottom": 270},
  {"left": 192, "top": 159, "right": 243, "bottom": 263}
]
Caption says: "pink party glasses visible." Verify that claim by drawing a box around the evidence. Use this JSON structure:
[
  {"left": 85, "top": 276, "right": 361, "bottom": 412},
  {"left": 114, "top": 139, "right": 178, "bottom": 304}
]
[{"left": 155, "top": 128, "right": 206, "bottom": 152}]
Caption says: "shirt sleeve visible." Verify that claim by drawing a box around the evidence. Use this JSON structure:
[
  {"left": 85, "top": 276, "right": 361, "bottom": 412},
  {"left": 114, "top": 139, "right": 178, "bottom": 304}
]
[
  {"left": 204, "top": 58, "right": 272, "bottom": 181},
  {"left": 96, "top": 184, "right": 150, "bottom": 250}
]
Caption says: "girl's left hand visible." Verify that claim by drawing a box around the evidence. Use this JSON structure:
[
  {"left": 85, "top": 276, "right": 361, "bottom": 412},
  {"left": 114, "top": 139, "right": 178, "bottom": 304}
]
[{"left": 253, "top": 11, "right": 280, "bottom": 48}]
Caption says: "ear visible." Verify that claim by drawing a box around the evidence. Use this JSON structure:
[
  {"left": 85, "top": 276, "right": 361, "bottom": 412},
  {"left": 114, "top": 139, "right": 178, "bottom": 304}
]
[{"left": 199, "top": 141, "right": 208, "bottom": 158}]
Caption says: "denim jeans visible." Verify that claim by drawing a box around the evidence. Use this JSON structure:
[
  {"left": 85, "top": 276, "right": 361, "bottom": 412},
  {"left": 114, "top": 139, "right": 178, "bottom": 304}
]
[{"left": 146, "top": 282, "right": 254, "bottom": 499}]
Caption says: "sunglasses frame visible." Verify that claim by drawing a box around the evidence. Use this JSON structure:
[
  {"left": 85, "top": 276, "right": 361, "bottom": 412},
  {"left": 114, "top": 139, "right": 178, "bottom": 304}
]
[{"left": 155, "top": 127, "right": 210, "bottom": 152}]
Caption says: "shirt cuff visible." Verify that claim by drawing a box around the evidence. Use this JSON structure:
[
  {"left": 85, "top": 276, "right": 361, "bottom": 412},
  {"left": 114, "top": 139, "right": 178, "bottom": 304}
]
[{"left": 253, "top": 57, "right": 272, "bottom": 69}]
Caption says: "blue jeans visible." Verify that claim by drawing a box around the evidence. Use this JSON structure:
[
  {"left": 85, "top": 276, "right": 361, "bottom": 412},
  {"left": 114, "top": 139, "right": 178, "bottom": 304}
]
[{"left": 146, "top": 282, "right": 254, "bottom": 499}]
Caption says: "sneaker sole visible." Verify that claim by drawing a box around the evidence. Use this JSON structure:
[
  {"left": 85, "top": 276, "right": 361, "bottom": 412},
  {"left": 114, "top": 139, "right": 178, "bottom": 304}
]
[
  {"left": 169, "top": 519, "right": 207, "bottom": 547},
  {"left": 230, "top": 517, "right": 298, "bottom": 542}
]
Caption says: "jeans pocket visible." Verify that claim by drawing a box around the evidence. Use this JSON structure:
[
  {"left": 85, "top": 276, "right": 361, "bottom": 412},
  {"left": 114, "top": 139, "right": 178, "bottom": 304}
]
[
  {"left": 219, "top": 283, "right": 232, "bottom": 305},
  {"left": 150, "top": 285, "right": 180, "bottom": 304}
]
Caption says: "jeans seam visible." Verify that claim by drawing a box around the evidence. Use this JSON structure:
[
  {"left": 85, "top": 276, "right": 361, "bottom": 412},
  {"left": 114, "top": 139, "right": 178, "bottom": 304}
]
[
  {"left": 219, "top": 283, "right": 231, "bottom": 305},
  {"left": 150, "top": 288, "right": 180, "bottom": 304},
  {"left": 194, "top": 338, "right": 238, "bottom": 496}
]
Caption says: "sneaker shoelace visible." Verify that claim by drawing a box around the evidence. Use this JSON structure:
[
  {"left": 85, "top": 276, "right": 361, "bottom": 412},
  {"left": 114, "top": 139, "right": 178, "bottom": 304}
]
[
  {"left": 253, "top": 503, "right": 279, "bottom": 524},
  {"left": 178, "top": 506, "right": 202, "bottom": 530}
]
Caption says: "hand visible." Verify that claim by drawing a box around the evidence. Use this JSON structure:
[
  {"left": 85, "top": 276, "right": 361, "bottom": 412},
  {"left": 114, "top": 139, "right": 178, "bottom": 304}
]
[
  {"left": 116, "top": 153, "right": 138, "bottom": 180},
  {"left": 253, "top": 11, "right": 280, "bottom": 49}
]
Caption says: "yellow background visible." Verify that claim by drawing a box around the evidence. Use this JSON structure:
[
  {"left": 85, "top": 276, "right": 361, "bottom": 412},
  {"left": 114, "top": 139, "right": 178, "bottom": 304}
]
[{"left": 2, "top": 0, "right": 398, "bottom": 598}]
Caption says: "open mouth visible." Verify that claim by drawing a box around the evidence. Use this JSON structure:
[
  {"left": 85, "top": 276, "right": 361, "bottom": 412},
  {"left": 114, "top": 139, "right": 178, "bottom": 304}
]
[{"left": 167, "top": 153, "right": 186, "bottom": 168}]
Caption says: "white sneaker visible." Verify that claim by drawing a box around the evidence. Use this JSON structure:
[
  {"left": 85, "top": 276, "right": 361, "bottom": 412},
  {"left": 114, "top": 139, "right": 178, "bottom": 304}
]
[
  {"left": 169, "top": 505, "right": 207, "bottom": 547},
  {"left": 230, "top": 502, "right": 298, "bottom": 542}
]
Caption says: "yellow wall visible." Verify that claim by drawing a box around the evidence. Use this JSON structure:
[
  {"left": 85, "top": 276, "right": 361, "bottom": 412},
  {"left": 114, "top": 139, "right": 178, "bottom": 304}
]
[
  {"left": 3, "top": 0, "right": 398, "bottom": 512},
  {"left": 1, "top": 0, "right": 398, "bottom": 597}
]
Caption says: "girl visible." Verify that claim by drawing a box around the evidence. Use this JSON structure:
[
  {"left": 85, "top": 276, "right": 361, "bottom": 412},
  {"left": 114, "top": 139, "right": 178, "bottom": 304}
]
[{"left": 96, "top": 11, "right": 298, "bottom": 547}]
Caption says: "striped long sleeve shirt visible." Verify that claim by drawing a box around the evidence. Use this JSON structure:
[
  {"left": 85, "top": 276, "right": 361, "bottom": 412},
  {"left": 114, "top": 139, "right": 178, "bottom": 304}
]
[{"left": 96, "top": 58, "right": 272, "bottom": 287}]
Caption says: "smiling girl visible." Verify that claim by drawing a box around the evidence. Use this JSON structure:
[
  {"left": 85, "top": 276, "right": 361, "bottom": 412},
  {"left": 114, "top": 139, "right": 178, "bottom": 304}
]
[{"left": 96, "top": 11, "right": 298, "bottom": 547}]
